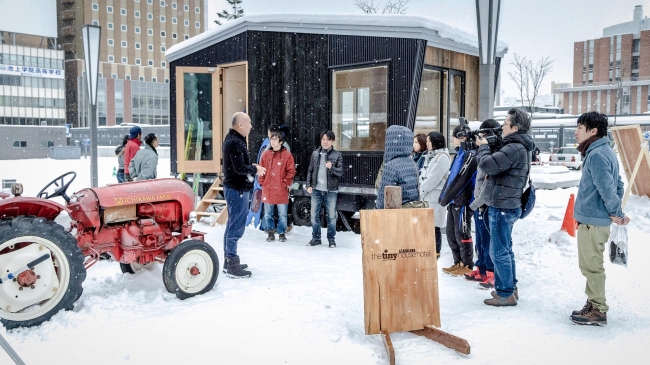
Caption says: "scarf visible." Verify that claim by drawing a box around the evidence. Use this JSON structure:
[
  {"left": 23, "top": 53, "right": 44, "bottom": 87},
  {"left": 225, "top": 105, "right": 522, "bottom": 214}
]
[{"left": 576, "top": 135, "right": 601, "bottom": 157}]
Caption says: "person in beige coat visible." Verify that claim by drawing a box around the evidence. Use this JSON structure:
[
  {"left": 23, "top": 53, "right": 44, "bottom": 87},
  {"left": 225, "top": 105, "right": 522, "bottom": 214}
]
[{"left": 419, "top": 131, "right": 450, "bottom": 259}]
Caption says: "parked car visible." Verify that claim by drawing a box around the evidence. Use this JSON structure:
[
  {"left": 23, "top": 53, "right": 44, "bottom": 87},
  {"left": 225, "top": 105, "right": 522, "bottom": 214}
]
[{"left": 549, "top": 146, "right": 582, "bottom": 170}]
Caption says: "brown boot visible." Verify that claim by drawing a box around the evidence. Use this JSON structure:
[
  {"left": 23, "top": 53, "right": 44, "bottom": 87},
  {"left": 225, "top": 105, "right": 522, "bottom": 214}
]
[
  {"left": 490, "top": 286, "right": 519, "bottom": 300},
  {"left": 572, "top": 300, "right": 591, "bottom": 316},
  {"left": 450, "top": 263, "right": 473, "bottom": 277},
  {"left": 570, "top": 303, "right": 607, "bottom": 326},
  {"left": 484, "top": 293, "right": 517, "bottom": 307},
  {"left": 442, "top": 263, "right": 461, "bottom": 275}
]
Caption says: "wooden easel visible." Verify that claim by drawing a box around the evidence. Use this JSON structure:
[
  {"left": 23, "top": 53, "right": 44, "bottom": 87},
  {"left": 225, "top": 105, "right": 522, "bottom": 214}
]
[
  {"left": 361, "top": 187, "right": 470, "bottom": 364},
  {"left": 611, "top": 125, "right": 650, "bottom": 208}
]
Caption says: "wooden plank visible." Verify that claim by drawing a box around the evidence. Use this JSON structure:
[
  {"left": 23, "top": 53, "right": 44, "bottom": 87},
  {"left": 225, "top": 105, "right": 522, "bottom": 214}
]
[
  {"left": 214, "top": 208, "right": 229, "bottom": 226},
  {"left": 382, "top": 331, "right": 395, "bottom": 365},
  {"left": 384, "top": 186, "right": 403, "bottom": 209},
  {"left": 202, "top": 199, "right": 227, "bottom": 204},
  {"left": 411, "top": 325, "right": 471, "bottom": 355},
  {"left": 361, "top": 208, "right": 440, "bottom": 335},
  {"left": 611, "top": 125, "right": 650, "bottom": 199}
]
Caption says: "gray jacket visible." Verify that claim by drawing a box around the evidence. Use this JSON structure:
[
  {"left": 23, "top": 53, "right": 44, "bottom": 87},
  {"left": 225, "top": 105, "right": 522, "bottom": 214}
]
[
  {"left": 128, "top": 144, "right": 158, "bottom": 180},
  {"left": 419, "top": 148, "right": 450, "bottom": 227},
  {"left": 469, "top": 165, "right": 496, "bottom": 211}
]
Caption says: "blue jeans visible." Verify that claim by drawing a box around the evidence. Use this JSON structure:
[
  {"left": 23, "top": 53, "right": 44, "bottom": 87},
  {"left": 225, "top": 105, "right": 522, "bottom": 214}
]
[
  {"left": 474, "top": 208, "right": 494, "bottom": 274},
  {"left": 116, "top": 172, "right": 125, "bottom": 183},
  {"left": 311, "top": 190, "right": 337, "bottom": 240},
  {"left": 263, "top": 203, "right": 288, "bottom": 234},
  {"left": 223, "top": 187, "right": 251, "bottom": 259},
  {"left": 488, "top": 206, "right": 521, "bottom": 298}
]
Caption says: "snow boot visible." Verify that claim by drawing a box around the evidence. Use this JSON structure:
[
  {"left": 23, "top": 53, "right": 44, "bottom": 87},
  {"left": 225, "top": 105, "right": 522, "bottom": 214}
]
[
  {"left": 572, "top": 300, "right": 592, "bottom": 315},
  {"left": 222, "top": 256, "right": 248, "bottom": 274},
  {"left": 328, "top": 239, "right": 336, "bottom": 248},
  {"left": 308, "top": 238, "right": 322, "bottom": 246},
  {"left": 225, "top": 256, "right": 252, "bottom": 278},
  {"left": 490, "top": 286, "right": 519, "bottom": 301},
  {"left": 442, "top": 263, "right": 461, "bottom": 275},
  {"left": 570, "top": 303, "right": 607, "bottom": 326},
  {"left": 279, "top": 234, "right": 287, "bottom": 242},
  {"left": 266, "top": 231, "right": 275, "bottom": 242},
  {"left": 478, "top": 271, "right": 495, "bottom": 289},
  {"left": 484, "top": 293, "right": 517, "bottom": 307},
  {"left": 464, "top": 267, "right": 484, "bottom": 281},
  {"left": 450, "top": 263, "right": 472, "bottom": 277}
]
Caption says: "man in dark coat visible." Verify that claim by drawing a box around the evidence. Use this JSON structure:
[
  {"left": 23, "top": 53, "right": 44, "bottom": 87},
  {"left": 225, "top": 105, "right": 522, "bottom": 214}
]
[
  {"left": 306, "top": 130, "right": 343, "bottom": 248},
  {"left": 476, "top": 108, "right": 535, "bottom": 307},
  {"left": 222, "top": 112, "right": 266, "bottom": 278}
]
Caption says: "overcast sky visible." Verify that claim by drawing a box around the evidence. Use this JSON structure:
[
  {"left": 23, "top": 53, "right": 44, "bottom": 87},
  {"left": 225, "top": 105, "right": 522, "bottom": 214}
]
[{"left": 207, "top": 0, "right": 649, "bottom": 101}]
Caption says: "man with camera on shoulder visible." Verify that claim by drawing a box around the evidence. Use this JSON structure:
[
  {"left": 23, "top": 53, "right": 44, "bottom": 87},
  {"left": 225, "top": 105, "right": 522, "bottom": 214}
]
[{"left": 475, "top": 108, "right": 535, "bottom": 307}]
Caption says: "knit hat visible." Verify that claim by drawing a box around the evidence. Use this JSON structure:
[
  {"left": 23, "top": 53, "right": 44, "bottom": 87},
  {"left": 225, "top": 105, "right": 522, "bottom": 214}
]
[
  {"left": 427, "top": 132, "right": 446, "bottom": 150},
  {"left": 129, "top": 126, "right": 142, "bottom": 139}
]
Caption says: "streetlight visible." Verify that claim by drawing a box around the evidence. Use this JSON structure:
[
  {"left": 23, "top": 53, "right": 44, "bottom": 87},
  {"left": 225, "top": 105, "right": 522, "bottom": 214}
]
[
  {"left": 81, "top": 24, "right": 101, "bottom": 187},
  {"left": 476, "top": 0, "right": 501, "bottom": 121}
]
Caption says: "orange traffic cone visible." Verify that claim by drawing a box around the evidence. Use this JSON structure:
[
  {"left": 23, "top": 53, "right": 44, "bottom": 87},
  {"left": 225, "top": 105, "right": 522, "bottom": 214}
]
[{"left": 561, "top": 194, "right": 578, "bottom": 237}]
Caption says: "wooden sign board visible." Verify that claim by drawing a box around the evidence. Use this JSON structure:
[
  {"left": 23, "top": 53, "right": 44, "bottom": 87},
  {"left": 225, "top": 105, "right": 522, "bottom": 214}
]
[
  {"left": 611, "top": 125, "right": 650, "bottom": 198},
  {"left": 360, "top": 208, "right": 440, "bottom": 335}
]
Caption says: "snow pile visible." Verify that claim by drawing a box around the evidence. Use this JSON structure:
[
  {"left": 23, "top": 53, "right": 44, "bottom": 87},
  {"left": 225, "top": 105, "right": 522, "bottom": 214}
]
[
  {"left": 531, "top": 165, "right": 581, "bottom": 189},
  {"left": 1, "top": 158, "right": 650, "bottom": 365}
]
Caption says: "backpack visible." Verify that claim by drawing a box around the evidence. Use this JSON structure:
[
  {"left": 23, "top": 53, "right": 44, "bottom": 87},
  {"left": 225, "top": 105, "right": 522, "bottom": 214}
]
[{"left": 520, "top": 152, "right": 536, "bottom": 219}]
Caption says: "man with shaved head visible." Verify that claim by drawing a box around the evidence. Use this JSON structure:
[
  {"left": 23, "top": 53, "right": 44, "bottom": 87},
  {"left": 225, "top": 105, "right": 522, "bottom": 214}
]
[{"left": 222, "top": 111, "right": 266, "bottom": 278}]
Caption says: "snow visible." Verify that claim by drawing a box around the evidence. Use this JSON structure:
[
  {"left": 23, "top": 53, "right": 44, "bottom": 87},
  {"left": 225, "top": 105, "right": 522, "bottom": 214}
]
[
  {"left": 1, "top": 157, "right": 650, "bottom": 365},
  {"left": 166, "top": 13, "right": 508, "bottom": 62},
  {"left": 531, "top": 165, "right": 581, "bottom": 189}
]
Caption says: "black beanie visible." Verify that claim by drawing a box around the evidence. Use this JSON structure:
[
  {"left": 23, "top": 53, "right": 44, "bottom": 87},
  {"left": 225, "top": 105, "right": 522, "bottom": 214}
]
[{"left": 427, "top": 131, "right": 446, "bottom": 150}]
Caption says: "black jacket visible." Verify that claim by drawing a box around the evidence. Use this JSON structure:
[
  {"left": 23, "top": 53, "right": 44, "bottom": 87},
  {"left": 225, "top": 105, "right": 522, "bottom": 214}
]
[
  {"left": 476, "top": 131, "right": 535, "bottom": 209},
  {"left": 439, "top": 147, "right": 477, "bottom": 207},
  {"left": 307, "top": 147, "right": 344, "bottom": 191},
  {"left": 222, "top": 129, "right": 257, "bottom": 191}
]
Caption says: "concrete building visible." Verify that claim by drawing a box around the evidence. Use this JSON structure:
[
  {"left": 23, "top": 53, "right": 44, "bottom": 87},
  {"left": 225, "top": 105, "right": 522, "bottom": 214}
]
[
  {"left": 0, "top": 31, "right": 66, "bottom": 125},
  {"left": 57, "top": 0, "right": 207, "bottom": 127},
  {"left": 555, "top": 5, "right": 650, "bottom": 115}
]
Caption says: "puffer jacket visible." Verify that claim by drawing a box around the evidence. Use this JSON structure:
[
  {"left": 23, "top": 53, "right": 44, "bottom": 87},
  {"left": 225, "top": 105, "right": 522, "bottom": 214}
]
[
  {"left": 258, "top": 146, "right": 296, "bottom": 205},
  {"left": 306, "top": 146, "right": 344, "bottom": 192},
  {"left": 476, "top": 131, "right": 535, "bottom": 209},
  {"left": 376, "top": 126, "right": 419, "bottom": 209},
  {"left": 128, "top": 143, "right": 158, "bottom": 180},
  {"left": 419, "top": 148, "right": 451, "bottom": 227}
]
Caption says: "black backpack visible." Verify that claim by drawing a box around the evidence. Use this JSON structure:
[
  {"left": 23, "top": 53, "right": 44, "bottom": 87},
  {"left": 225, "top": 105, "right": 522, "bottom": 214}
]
[{"left": 520, "top": 152, "right": 536, "bottom": 219}]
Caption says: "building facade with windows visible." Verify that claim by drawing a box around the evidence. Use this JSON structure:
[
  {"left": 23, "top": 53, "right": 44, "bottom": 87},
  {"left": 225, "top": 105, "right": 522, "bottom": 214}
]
[
  {"left": 556, "top": 5, "right": 650, "bottom": 115},
  {"left": 57, "top": 0, "right": 207, "bottom": 127},
  {"left": 0, "top": 31, "right": 66, "bottom": 126}
]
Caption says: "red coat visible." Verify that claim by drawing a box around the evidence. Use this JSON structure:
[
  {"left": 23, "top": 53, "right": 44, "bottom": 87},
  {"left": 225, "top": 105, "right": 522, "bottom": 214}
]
[
  {"left": 258, "top": 147, "right": 296, "bottom": 205},
  {"left": 124, "top": 138, "right": 142, "bottom": 176}
]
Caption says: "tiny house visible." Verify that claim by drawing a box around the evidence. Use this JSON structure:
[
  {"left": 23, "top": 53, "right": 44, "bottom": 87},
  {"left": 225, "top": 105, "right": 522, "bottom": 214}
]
[{"left": 165, "top": 14, "right": 506, "bottom": 225}]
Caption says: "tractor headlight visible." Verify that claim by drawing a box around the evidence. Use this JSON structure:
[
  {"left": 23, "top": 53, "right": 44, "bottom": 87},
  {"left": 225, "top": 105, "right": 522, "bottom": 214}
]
[{"left": 188, "top": 211, "right": 197, "bottom": 225}]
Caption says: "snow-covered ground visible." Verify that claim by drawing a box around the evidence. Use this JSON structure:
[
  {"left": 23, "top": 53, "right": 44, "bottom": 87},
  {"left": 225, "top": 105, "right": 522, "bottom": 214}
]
[{"left": 1, "top": 157, "right": 650, "bottom": 365}]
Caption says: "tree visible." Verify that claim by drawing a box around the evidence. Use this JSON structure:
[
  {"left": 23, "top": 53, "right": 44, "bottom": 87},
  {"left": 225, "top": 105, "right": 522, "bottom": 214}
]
[
  {"left": 507, "top": 53, "right": 554, "bottom": 120},
  {"left": 353, "top": 0, "right": 409, "bottom": 14},
  {"left": 611, "top": 59, "right": 633, "bottom": 126},
  {"left": 215, "top": 0, "right": 244, "bottom": 26}
]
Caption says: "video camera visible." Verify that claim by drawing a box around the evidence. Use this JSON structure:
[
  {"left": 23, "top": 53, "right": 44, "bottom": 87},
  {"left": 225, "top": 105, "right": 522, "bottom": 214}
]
[{"left": 455, "top": 117, "right": 503, "bottom": 152}]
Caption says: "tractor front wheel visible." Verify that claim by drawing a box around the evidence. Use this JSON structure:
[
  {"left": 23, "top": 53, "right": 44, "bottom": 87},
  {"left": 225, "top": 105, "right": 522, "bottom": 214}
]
[
  {"left": 162, "top": 240, "right": 219, "bottom": 300},
  {"left": 0, "top": 216, "right": 86, "bottom": 330}
]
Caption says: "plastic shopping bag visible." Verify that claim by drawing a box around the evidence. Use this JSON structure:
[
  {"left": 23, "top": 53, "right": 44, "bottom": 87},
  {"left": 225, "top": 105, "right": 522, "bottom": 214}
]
[{"left": 608, "top": 224, "right": 628, "bottom": 267}]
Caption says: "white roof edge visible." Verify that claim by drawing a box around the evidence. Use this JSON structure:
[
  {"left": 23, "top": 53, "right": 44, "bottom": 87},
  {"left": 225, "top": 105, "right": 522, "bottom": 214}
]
[{"left": 166, "top": 14, "right": 508, "bottom": 62}]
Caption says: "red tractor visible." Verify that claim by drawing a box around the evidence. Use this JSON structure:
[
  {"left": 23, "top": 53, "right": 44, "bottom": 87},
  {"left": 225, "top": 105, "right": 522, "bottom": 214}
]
[{"left": 0, "top": 172, "right": 219, "bottom": 329}]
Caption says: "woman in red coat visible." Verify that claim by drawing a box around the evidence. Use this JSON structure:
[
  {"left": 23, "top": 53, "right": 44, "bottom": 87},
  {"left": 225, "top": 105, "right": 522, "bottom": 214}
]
[{"left": 258, "top": 131, "right": 296, "bottom": 242}]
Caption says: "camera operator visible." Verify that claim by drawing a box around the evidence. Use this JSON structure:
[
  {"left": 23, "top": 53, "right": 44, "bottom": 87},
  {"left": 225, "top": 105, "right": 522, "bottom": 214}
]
[{"left": 475, "top": 108, "right": 535, "bottom": 307}]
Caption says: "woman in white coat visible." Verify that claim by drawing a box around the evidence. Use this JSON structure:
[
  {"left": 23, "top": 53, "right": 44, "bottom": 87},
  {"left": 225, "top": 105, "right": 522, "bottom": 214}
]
[{"left": 419, "top": 131, "right": 451, "bottom": 259}]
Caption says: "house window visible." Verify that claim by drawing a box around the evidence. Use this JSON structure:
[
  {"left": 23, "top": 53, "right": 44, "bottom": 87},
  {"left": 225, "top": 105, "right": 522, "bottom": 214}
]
[
  {"left": 152, "top": 77, "right": 157, "bottom": 82},
  {"left": 164, "top": 78, "right": 169, "bottom": 83},
  {"left": 136, "top": 58, "right": 142, "bottom": 65},
  {"left": 160, "top": 0, "right": 165, "bottom": 5},
  {"left": 331, "top": 64, "right": 388, "bottom": 151},
  {"left": 13, "top": 141, "right": 27, "bottom": 148},
  {"left": 126, "top": 75, "right": 131, "bottom": 80},
  {"left": 161, "top": 61, "right": 166, "bottom": 67},
  {"left": 135, "top": 11, "right": 140, "bottom": 18},
  {"left": 148, "top": 29, "right": 153, "bottom": 35},
  {"left": 122, "top": 57, "right": 128, "bottom": 64},
  {"left": 161, "top": 16, "right": 166, "bottom": 22},
  {"left": 415, "top": 67, "right": 443, "bottom": 137},
  {"left": 184, "top": 5, "right": 189, "bottom": 11},
  {"left": 161, "top": 46, "right": 166, "bottom": 52},
  {"left": 172, "top": 33, "right": 177, "bottom": 39},
  {"left": 108, "top": 55, "right": 114, "bottom": 62},
  {"left": 121, "top": 8, "right": 127, "bottom": 15},
  {"left": 121, "top": 25, "right": 127, "bottom": 32},
  {"left": 108, "top": 39, "right": 114, "bottom": 46},
  {"left": 172, "top": 17, "right": 177, "bottom": 24},
  {"left": 112, "top": 74, "right": 117, "bottom": 79},
  {"left": 135, "top": 43, "right": 141, "bottom": 49},
  {"left": 121, "top": 41, "right": 127, "bottom": 48},
  {"left": 147, "top": 0, "right": 152, "bottom": 4},
  {"left": 107, "top": 22, "right": 114, "bottom": 29},
  {"left": 195, "top": 22, "right": 200, "bottom": 28},
  {"left": 148, "top": 60, "right": 154, "bottom": 66},
  {"left": 92, "top": 20, "right": 99, "bottom": 26},
  {"left": 184, "top": 34, "right": 189, "bottom": 40},
  {"left": 135, "top": 27, "right": 141, "bottom": 34},
  {"left": 98, "top": 72, "right": 103, "bottom": 78},
  {"left": 148, "top": 44, "right": 153, "bottom": 51},
  {"left": 161, "top": 31, "right": 166, "bottom": 37},
  {"left": 195, "top": 7, "right": 200, "bottom": 13},
  {"left": 107, "top": 6, "right": 113, "bottom": 13},
  {"left": 147, "top": 13, "right": 153, "bottom": 20},
  {"left": 92, "top": 3, "right": 98, "bottom": 10},
  {"left": 184, "top": 20, "right": 189, "bottom": 26},
  {"left": 140, "top": 76, "right": 145, "bottom": 81},
  {"left": 172, "top": 2, "right": 177, "bottom": 9}
]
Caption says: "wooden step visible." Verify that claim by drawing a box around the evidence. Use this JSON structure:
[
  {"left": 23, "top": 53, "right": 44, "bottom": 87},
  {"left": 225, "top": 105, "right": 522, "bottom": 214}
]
[
  {"left": 202, "top": 199, "right": 227, "bottom": 204},
  {"left": 210, "top": 187, "right": 224, "bottom": 191},
  {"left": 196, "top": 212, "right": 222, "bottom": 216}
]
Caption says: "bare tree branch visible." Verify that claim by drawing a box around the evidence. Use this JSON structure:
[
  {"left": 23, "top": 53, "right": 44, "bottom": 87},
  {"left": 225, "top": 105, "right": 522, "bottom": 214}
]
[
  {"left": 611, "top": 59, "right": 633, "bottom": 125},
  {"left": 507, "top": 54, "right": 530, "bottom": 110},
  {"left": 354, "top": 0, "right": 409, "bottom": 14},
  {"left": 507, "top": 53, "right": 554, "bottom": 120},
  {"left": 354, "top": 0, "right": 380, "bottom": 13}
]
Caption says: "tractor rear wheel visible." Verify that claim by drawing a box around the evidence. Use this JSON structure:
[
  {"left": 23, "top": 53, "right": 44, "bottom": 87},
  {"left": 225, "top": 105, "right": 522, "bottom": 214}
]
[
  {"left": 162, "top": 240, "right": 219, "bottom": 300},
  {"left": 0, "top": 216, "right": 86, "bottom": 330},
  {"left": 120, "top": 262, "right": 155, "bottom": 274}
]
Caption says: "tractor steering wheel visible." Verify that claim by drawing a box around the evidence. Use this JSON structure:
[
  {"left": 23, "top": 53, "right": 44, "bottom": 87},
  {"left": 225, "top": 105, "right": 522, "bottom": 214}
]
[{"left": 37, "top": 171, "right": 77, "bottom": 203}]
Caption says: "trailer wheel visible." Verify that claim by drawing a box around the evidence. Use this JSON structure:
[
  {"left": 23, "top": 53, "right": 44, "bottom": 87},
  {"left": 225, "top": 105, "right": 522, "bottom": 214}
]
[
  {"left": 0, "top": 216, "right": 86, "bottom": 330},
  {"left": 292, "top": 197, "right": 311, "bottom": 226},
  {"left": 162, "top": 240, "right": 219, "bottom": 300},
  {"left": 120, "top": 262, "right": 155, "bottom": 274}
]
